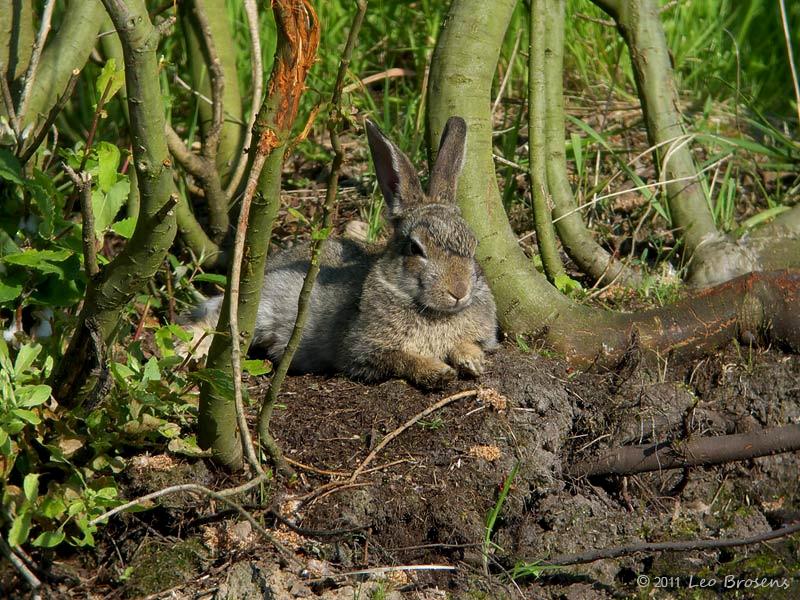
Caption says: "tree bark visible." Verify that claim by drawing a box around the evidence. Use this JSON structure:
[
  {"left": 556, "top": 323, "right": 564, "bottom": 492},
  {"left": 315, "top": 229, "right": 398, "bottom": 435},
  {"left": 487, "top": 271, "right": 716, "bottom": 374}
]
[
  {"left": 527, "top": 0, "right": 563, "bottom": 282},
  {"left": 180, "top": 0, "right": 245, "bottom": 187},
  {"left": 543, "top": 0, "right": 639, "bottom": 286},
  {"left": 51, "top": 0, "right": 178, "bottom": 406},
  {"left": 21, "top": 0, "right": 106, "bottom": 129}
]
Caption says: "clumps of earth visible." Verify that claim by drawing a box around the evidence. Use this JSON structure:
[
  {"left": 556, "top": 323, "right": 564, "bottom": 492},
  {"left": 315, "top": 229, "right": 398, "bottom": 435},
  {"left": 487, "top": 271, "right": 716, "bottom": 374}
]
[{"left": 22, "top": 345, "right": 800, "bottom": 598}]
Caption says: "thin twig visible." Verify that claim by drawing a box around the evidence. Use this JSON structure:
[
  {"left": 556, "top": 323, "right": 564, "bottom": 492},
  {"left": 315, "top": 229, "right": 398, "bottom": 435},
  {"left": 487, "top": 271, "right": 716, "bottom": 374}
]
[
  {"left": 349, "top": 390, "right": 477, "bottom": 480},
  {"left": 19, "top": 69, "right": 80, "bottom": 165},
  {"left": 172, "top": 75, "right": 245, "bottom": 126},
  {"left": 778, "top": 0, "right": 800, "bottom": 127},
  {"left": 542, "top": 521, "right": 800, "bottom": 566},
  {"left": 0, "top": 537, "right": 41, "bottom": 597},
  {"left": 0, "top": 63, "right": 19, "bottom": 132},
  {"left": 257, "top": 0, "right": 368, "bottom": 468},
  {"left": 492, "top": 27, "right": 522, "bottom": 115},
  {"left": 63, "top": 165, "right": 99, "bottom": 277},
  {"left": 191, "top": 0, "right": 225, "bottom": 159},
  {"left": 228, "top": 146, "right": 270, "bottom": 476},
  {"left": 341, "top": 67, "right": 415, "bottom": 94},
  {"left": 225, "top": 0, "right": 263, "bottom": 199},
  {"left": 16, "top": 0, "right": 57, "bottom": 127},
  {"left": 88, "top": 479, "right": 300, "bottom": 568}
]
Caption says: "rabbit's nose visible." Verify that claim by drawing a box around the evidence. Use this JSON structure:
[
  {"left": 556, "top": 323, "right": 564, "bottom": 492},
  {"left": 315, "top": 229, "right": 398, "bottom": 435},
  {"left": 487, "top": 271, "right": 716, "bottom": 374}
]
[{"left": 448, "top": 281, "right": 470, "bottom": 303}]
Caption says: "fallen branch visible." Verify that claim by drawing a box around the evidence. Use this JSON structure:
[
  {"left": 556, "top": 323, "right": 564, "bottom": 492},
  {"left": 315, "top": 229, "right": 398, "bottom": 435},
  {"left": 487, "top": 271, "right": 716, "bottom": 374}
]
[
  {"left": 88, "top": 476, "right": 301, "bottom": 567},
  {"left": 540, "top": 521, "right": 800, "bottom": 566},
  {"left": 569, "top": 423, "right": 800, "bottom": 478},
  {"left": 350, "top": 389, "right": 477, "bottom": 480},
  {"left": 0, "top": 536, "right": 41, "bottom": 598}
]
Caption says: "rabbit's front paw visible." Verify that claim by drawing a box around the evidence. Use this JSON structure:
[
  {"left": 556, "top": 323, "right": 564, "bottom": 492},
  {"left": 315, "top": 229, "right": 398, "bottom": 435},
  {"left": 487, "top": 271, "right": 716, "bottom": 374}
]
[
  {"left": 411, "top": 359, "right": 457, "bottom": 389},
  {"left": 449, "top": 342, "right": 486, "bottom": 378}
]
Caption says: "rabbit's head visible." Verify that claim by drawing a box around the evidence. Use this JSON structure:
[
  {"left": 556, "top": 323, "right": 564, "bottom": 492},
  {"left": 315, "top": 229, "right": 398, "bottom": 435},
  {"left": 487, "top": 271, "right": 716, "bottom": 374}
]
[{"left": 366, "top": 117, "right": 480, "bottom": 315}]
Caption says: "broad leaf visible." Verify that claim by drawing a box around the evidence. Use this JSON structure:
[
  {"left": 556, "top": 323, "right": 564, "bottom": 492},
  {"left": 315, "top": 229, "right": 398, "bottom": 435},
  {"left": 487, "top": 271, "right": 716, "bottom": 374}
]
[
  {"left": 92, "top": 179, "right": 130, "bottom": 235},
  {"left": 111, "top": 217, "right": 137, "bottom": 239},
  {"left": 32, "top": 530, "right": 65, "bottom": 548},
  {"left": 94, "top": 142, "right": 121, "bottom": 192},
  {"left": 23, "top": 473, "right": 39, "bottom": 502},
  {"left": 14, "top": 343, "right": 42, "bottom": 377},
  {"left": 8, "top": 511, "right": 31, "bottom": 546},
  {"left": 96, "top": 58, "right": 125, "bottom": 103},
  {"left": 17, "top": 385, "right": 52, "bottom": 407},
  {"left": 0, "top": 148, "right": 23, "bottom": 184}
]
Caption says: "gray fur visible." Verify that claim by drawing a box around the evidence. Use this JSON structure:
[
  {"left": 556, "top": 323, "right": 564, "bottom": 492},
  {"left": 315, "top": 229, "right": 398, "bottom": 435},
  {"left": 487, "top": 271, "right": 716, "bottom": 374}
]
[{"left": 190, "top": 117, "right": 498, "bottom": 388}]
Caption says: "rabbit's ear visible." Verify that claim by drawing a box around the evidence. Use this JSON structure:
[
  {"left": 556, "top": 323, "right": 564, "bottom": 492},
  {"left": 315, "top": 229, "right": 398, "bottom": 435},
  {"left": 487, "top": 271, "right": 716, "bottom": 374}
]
[
  {"left": 428, "top": 116, "right": 467, "bottom": 204},
  {"left": 366, "top": 119, "right": 424, "bottom": 218}
]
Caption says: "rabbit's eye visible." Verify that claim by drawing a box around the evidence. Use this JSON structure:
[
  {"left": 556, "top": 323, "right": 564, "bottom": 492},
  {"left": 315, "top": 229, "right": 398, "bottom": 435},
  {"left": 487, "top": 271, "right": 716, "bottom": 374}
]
[{"left": 406, "top": 239, "right": 427, "bottom": 258}]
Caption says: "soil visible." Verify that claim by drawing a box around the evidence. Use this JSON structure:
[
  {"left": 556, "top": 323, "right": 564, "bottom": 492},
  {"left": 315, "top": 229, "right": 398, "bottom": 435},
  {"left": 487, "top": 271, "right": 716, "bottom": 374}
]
[{"left": 9, "top": 343, "right": 799, "bottom": 599}]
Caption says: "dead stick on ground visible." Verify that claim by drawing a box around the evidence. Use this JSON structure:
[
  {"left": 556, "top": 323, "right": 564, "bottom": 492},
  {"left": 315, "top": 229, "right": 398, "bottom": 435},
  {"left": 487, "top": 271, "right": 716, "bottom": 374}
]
[
  {"left": 569, "top": 423, "right": 800, "bottom": 478},
  {"left": 88, "top": 477, "right": 301, "bottom": 568},
  {"left": 541, "top": 521, "right": 800, "bottom": 566},
  {"left": 0, "top": 536, "right": 41, "bottom": 598},
  {"left": 349, "top": 389, "right": 478, "bottom": 481}
]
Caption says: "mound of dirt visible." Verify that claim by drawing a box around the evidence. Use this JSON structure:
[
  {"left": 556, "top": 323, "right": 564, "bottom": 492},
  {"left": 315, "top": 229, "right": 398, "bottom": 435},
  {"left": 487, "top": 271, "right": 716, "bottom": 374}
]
[{"left": 26, "top": 345, "right": 798, "bottom": 599}]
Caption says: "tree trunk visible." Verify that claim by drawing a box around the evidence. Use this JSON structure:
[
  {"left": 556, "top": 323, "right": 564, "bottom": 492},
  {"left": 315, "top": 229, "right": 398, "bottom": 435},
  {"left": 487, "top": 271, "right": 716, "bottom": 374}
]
[
  {"left": 198, "top": 0, "right": 319, "bottom": 470},
  {"left": 21, "top": 0, "right": 106, "bottom": 129},
  {"left": 427, "top": 0, "right": 800, "bottom": 366},
  {"left": 543, "top": 0, "right": 639, "bottom": 285},
  {"left": 52, "top": 0, "right": 178, "bottom": 406},
  {"left": 180, "top": 0, "right": 245, "bottom": 187}
]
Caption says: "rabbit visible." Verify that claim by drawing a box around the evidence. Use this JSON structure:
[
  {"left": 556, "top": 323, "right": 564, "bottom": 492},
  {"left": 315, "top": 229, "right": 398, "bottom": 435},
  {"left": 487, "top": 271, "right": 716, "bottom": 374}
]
[{"left": 189, "top": 116, "right": 498, "bottom": 388}]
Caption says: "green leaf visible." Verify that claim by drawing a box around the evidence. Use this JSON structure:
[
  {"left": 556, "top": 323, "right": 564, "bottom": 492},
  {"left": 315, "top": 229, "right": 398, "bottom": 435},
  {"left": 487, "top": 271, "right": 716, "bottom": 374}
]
[
  {"left": 142, "top": 357, "right": 161, "bottom": 383},
  {"left": 286, "top": 206, "right": 309, "bottom": 224},
  {"left": 92, "top": 179, "right": 130, "bottom": 235},
  {"left": 311, "top": 227, "right": 332, "bottom": 241},
  {"left": 0, "top": 281, "right": 23, "bottom": 303},
  {"left": 0, "top": 148, "right": 23, "bottom": 184},
  {"left": 40, "top": 495, "right": 67, "bottom": 519},
  {"left": 110, "top": 216, "right": 137, "bottom": 239},
  {"left": 17, "top": 385, "right": 52, "bottom": 407},
  {"left": 23, "top": 473, "right": 39, "bottom": 502},
  {"left": 14, "top": 343, "right": 42, "bottom": 377},
  {"left": 243, "top": 359, "right": 272, "bottom": 376},
  {"left": 2, "top": 249, "right": 72, "bottom": 274},
  {"left": 94, "top": 141, "right": 121, "bottom": 193},
  {"left": 96, "top": 58, "right": 125, "bottom": 103},
  {"left": 193, "top": 273, "right": 227, "bottom": 286},
  {"left": 168, "top": 435, "right": 211, "bottom": 457},
  {"left": 554, "top": 273, "right": 583, "bottom": 295},
  {"left": 11, "top": 409, "right": 41, "bottom": 425},
  {"left": 32, "top": 530, "right": 65, "bottom": 548},
  {"left": 8, "top": 511, "right": 31, "bottom": 546}
]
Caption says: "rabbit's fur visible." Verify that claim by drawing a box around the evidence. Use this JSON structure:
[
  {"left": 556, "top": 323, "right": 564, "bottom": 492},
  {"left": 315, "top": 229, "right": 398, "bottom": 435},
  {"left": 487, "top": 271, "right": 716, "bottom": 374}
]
[{"left": 191, "top": 117, "right": 497, "bottom": 388}]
